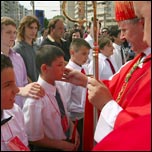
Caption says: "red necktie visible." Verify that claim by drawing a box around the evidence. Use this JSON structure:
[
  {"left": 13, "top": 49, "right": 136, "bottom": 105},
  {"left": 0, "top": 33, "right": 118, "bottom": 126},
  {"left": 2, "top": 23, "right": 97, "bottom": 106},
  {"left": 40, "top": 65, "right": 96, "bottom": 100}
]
[
  {"left": 106, "top": 58, "right": 116, "bottom": 74},
  {"left": 81, "top": 68, "right": 86, "bottom": 75}
]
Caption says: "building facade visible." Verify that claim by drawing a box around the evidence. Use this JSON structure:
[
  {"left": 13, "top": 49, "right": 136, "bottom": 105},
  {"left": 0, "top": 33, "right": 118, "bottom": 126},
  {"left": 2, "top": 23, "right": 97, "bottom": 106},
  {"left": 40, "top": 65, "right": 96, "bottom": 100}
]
[{"left": 1, "top": 1, "right": 117, "bottom": 29}]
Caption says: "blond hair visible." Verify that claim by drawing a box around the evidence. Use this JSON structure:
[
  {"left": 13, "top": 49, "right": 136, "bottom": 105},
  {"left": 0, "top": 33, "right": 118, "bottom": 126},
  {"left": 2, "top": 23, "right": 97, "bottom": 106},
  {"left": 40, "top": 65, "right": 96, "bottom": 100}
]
[{"left": 1, "top": 16, "right": 16, "bottom": 29}]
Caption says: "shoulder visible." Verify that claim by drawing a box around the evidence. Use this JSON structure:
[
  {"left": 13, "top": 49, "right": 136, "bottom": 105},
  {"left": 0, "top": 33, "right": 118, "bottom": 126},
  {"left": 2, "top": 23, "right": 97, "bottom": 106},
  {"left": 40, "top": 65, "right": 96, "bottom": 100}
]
[
  {"left": 41, "top": 38, "right": 53, "bottom": 46},
  {"left": 11, "top": 49, "right": 24, "bottom": 60},
  {"left": 23, "top": 97, "right": 44, "bottom": 110},
  {"left": 13, "top": 41, "right": 25, "bottom": 52},
  {"left": 5, "top": 103, "right": 24, "bottom": 119}
]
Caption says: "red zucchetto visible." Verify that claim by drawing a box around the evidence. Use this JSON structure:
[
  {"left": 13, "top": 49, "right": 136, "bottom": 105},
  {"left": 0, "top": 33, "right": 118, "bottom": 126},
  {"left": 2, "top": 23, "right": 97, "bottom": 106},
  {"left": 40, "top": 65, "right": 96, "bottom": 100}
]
[{"left": 115, "top": 1, "right": 137, "bottom": 22}]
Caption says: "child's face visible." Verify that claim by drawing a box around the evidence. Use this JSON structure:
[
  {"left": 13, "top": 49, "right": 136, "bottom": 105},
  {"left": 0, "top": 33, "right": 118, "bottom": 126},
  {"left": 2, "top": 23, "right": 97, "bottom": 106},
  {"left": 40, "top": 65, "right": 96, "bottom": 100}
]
[
  {"left": 102, "top": 41, "right": 114, "bottom": 57},
  {"left": 45, "top": 56, "right": 65, "bottom": 83},
  {"left": 1, "top": 68, "right": 19, "bottom": 109},
  {"left": 72, "top": 32, "right": 81, "bottom": 40},
  {"left": 72, "top": 46, "right": 89, "bottom": 65}
]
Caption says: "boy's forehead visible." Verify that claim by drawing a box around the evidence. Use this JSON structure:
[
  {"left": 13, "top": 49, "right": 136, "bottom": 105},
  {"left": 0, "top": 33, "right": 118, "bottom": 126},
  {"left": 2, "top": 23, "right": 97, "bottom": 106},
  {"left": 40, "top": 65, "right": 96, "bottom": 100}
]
[
  {"left": 1, "top": 68, "right": 14, "bottom": 82},
  {"left": 2, "top": 24, "right": 16, "bottom": 29},
  {"left": 75, "top": 46, "right": 90, "bottom": 53}
]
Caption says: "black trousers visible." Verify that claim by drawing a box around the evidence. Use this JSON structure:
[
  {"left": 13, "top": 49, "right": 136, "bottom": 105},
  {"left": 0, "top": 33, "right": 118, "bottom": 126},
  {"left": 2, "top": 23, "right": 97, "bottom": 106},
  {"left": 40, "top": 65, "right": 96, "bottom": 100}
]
[{"left": 31, "top": 146, "right": 62, "bottom": 151}]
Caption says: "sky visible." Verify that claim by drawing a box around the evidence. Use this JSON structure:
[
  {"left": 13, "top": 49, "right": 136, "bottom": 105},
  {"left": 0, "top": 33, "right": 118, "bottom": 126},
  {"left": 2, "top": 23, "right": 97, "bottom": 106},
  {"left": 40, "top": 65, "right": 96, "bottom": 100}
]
[{"left": 19, "top": 1, "right": 60, "bottom": 19}]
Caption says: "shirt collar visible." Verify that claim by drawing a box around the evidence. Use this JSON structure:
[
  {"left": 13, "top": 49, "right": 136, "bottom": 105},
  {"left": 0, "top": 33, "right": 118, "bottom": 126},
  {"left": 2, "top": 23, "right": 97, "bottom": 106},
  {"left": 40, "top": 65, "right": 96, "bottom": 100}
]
[
  {"left": 37, "top": 75, "right": 57, "bottom": 97},
  {"left": 47, "top": 35, "right": 55, "bottom": 42},
  {"left": 99, "top": 53, "right": 109, "bottom": 61},
  {"left": 68, "top": 60, "right": 82, "bottom": 71},
  {"left": 142, "top": 47, "right": 151, "bottom": 56},
  {"left": 47, "top": 35, "right": 66, "bottom": 43},
  {"left": 113, "top": 43, "right": 121, "bottom": 49},
  {"left": 1, "top": 110, "right": 12, "bottom": 121}
]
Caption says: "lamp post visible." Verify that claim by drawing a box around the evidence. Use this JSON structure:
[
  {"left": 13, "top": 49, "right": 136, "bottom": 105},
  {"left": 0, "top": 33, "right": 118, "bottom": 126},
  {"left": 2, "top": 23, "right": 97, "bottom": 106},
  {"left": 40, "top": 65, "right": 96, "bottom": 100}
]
[
  {"left": 101, "top": 2, "right": 106, "bottom": 27},
  {"left": 30, "top": 1, "right": 35, "bottom": 15},
  {"left": 103, "top": 6, "right": 106, "bottom": 27},
  {"left": 85, "top": 1, "right": 88, "bottom": 28}
]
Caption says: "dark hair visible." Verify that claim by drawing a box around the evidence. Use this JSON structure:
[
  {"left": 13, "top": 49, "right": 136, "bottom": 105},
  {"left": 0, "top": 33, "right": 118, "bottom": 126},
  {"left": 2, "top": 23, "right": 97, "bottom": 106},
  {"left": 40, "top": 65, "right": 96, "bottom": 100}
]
[
  {"left": 36, "top": 45, "right": 65, "bottom": 73},
  {"left": 70, "top": 38, "right": 91, "bottom": 52},
  {"left": 99, "top": 36, "right": 111, "bottom": 49},
  {"left": 102, "top": 27, "right": 109, "bottom": 33},
  {"left": 69, "top": 29, "right": 83, "bottom": 43},
  {"left": 109, "top": 25, "right": 121, "bottom": 37},
  {"left": 47, "top": 18, "right": 63, "bottom": 34},
  {"left": 1, "top": 54, "right": 13, "bottom": 72}
]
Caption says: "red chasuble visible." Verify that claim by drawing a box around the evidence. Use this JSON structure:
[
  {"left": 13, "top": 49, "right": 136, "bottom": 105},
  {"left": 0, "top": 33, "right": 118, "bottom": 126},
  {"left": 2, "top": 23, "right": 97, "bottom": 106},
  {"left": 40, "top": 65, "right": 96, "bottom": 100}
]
[
  {"left": 103, "top": 53, "right": 151, "bottom": 128},
  {"left": 92, "top": 114, "right": 151, "bottom": 151},
  {"left": 82, "top": 91, "right": 94, "bottom": 151},
  {"left": 81, "top": 68, "right": 94, "bottom": 151}
]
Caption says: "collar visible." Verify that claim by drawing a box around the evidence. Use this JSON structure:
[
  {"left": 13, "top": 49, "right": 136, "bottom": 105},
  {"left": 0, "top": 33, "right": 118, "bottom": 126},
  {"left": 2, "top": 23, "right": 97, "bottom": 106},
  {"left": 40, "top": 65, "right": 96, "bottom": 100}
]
[
  {"left": 1, "top": 48, "right": 16, "bottom": 57},
  {"left": 67, "top": 60, "right": 83, "bottom": 72},
  {"left": 1, "top": 116, "right": 12, "bottom": 126},
  {"left": 47, "top": 35, "right": 66, "bottom": 43},
  {"left": 142, "top": 47, "right": 151, "bottom": 57},
  {"left": 1, "top": 111, "right": 13, "bottom": 126},
  {"left": 47, "top": 35, "right": 55, "bottom": 42},
  {"left": 37, "top": 75, "right": 57, "bottom": 97},
  {"left": 99, "top": 53, "right": 111, "bottom": 61},
  {"left": 113, "top": 43, "right": 121, "bottom": 49}
]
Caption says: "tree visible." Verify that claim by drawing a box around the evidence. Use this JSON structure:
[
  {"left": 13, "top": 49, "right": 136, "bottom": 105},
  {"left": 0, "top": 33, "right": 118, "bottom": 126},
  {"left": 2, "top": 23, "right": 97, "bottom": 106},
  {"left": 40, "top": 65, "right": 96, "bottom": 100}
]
[{"left": 44, "top": 18, "right": 49, "bottom": 28}]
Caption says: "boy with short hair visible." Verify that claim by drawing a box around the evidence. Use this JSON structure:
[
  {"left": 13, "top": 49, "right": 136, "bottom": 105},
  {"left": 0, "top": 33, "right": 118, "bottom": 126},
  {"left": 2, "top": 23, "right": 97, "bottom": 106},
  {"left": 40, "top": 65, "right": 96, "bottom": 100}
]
[
  {"left": 58, "top": 38, "right": 91, "bottom": 151},
  {"left": 88, "top": 36, "right": 119, "bottom": 80},
  {"left": 1, "top": 54, "right": 29, "bottom": 151},
  {"left": 23, "top": 45, "right": 79, "bottom": 151}
]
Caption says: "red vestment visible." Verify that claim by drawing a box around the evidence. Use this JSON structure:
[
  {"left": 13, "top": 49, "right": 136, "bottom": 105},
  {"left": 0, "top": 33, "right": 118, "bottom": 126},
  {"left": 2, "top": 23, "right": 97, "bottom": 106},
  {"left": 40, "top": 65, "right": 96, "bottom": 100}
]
[
  {"left": 92, "top": 1, "right": 151, "bottom": 150},
  {"left": 103, "top": 53, "right": 151, "bottom": 128},
  {"left": 83, "top": 91, "right": 94, "bottom": 151},
  {"left": 86, "top": 53, "right": 151, "bottom": 151},
  {"left": 92, "top": 114, "right": 151, "bottom": 151}
]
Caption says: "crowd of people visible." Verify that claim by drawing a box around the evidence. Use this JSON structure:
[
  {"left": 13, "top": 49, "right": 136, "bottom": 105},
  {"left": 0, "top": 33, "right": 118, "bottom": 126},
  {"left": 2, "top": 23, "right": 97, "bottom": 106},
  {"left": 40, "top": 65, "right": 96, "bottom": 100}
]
[{"left": 1, "top": 1, "right": 151, "bottom": 151}]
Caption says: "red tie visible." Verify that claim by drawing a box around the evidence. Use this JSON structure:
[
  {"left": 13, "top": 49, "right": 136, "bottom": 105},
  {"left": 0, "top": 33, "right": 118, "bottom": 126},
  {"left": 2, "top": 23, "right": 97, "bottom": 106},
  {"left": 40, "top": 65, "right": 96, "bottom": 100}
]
[
  {"left": 106, "top": 58, "right": 116, "bottom": 74},
  {"left": 81, "top": 68, "right": 86, "bottom": 75}
]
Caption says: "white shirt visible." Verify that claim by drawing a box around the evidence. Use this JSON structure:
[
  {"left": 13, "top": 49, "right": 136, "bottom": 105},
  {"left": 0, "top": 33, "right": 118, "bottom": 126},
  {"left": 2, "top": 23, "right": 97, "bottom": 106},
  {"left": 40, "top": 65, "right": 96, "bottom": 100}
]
[
  {"left": 23, "top": 76, "right": 69, "bottom": 141},
  {"left": 57, "top": 60, "right": 88, "bottom": 121},
  {"left": 88, "top": 53, "right": 119, "bottom": 80},
  {"left": 1, "top": 50, "right": 28, "bottom": 109},
  {"left": 111, "top": 43, "right": 126, "bottom": 70},
  {"left": 1, "top": 104, "right": 28, "bottom": 151},
  {"left": 94, "top": 47, "right": 151, "bottom": 142},
  {"left": 36, "top": 36, "right": 44, "bottom": 46}
]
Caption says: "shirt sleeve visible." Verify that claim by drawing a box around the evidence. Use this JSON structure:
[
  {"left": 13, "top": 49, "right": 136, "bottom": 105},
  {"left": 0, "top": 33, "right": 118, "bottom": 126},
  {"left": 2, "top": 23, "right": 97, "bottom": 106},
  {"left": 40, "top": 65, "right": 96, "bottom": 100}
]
[
  {"left": 94, "top": 100, "right": 123, "bottom": 142},
  {"left": 22, "top": 98, "right": 44, "bottom": 141}
]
